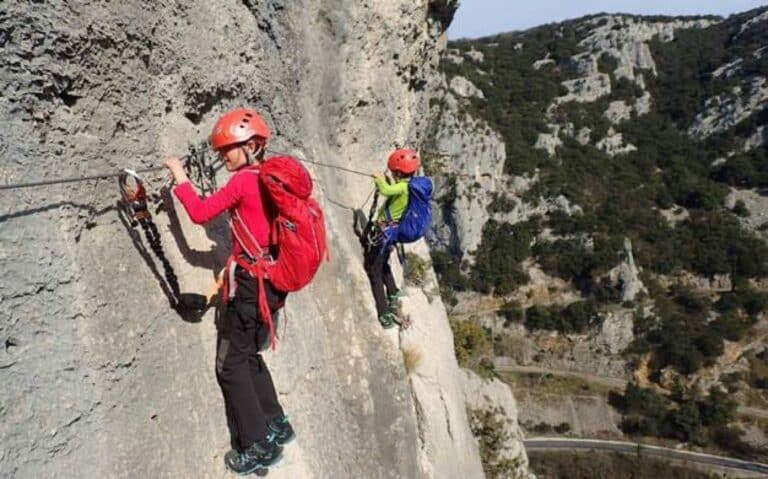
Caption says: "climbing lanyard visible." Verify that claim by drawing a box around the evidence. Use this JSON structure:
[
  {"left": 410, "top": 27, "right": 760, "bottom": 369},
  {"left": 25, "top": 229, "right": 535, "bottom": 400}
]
[
  {"left": 116, "top": 149, "right": 216, "bottom": 313},
  {"left": 117, "top": 170, "right": 182, "bottom": 307}
]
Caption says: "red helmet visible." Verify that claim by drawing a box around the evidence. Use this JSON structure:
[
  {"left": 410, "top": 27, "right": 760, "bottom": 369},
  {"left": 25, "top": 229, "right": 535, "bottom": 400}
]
[
  {"left": 387, "top": 148, "right": 420, "bottom": 174},
  {"left": 210, "top": 108, "right": 271, "bottom": 150}
]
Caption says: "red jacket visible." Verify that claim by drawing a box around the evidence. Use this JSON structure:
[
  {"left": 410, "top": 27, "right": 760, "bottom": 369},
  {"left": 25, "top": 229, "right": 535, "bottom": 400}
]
[{"left": 173, "top": 168, "right": 272, "bottom": 256}]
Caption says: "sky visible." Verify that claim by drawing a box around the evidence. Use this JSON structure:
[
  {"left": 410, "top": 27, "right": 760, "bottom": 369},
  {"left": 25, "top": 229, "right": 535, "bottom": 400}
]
[{"left": 448, "top": 0, "right": 768, "bottom": 39}]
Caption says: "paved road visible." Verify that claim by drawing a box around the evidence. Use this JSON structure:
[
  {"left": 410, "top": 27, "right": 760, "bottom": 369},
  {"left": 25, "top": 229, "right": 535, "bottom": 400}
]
[
  {"left": 526, "top": 437, "right": 768, "bottom": 476},
  {"left": 495, "top": 358, "right": 768, "bottom": 420}
]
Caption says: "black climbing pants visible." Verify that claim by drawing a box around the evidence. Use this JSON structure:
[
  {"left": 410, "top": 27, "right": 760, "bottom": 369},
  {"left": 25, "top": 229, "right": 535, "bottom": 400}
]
[
  {"left": 216, "top": 267, "right": 287, "bottom": 451},
  {"left": 364, "top": 241, "right": 398, "bottom": 318}
]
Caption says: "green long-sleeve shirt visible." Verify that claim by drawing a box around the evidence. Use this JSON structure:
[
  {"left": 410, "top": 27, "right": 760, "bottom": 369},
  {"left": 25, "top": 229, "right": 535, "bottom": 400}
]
[{"left": 375, "top": 176, "right": 410, "bottom": 221}]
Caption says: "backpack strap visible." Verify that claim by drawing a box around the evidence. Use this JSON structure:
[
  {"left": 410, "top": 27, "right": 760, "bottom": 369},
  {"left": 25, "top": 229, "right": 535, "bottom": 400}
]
[
  {"left": 232, "top": 255, "right": 278, "bottom": 351},
  {"left": 231, "top": 209, "right": 266, "bottom": 260},
  {"left": 226, "top": 166, "right": 279, "bottom": 350}
]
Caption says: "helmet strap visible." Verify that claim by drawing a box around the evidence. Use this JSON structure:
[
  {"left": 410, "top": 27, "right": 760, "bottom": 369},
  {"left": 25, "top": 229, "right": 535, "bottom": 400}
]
[{"left": 242, "top": 142, "right": 266, "bottom": 166}]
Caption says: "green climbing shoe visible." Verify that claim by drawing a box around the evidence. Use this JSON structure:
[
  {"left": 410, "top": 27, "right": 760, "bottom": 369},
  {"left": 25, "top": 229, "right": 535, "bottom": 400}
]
[
  {"left": 388, "top": 290, "right": 404, "bottom": 310},
  {"left": 378, "top": 313, "right": 397, "bottom": 329}
]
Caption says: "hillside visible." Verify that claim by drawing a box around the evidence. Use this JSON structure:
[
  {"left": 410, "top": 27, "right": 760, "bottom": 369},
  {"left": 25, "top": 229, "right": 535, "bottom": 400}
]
[{"left": 427, "top": 6, "right": 768, "bottom": 463}]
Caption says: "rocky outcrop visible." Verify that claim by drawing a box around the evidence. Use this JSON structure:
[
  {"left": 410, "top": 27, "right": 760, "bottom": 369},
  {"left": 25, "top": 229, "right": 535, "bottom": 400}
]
[
  {"left": 726, "top": 188, "right": 768, "bottom": 241},
  {"left": 534, "top": 124, "right": 563, "bottom": 156},
  {"left": 0, "top": 1, "right": 504, "bottom": 478},
  {"left": 461, "top": 369, "right": 534, "bottom": 479},
  {"left": 577, "top": 15, "right": 718, "bottom": 81},
  {"left": 689, "top": 76, "right": 768, "bottom": 139},
  {"left": 598, "top": 309, "right": 635, "bottom": 355},
  {"left": 604, "top": 100, "right": 633, "bottom": 124},
  {"left": 557, "top": 74, "right": 612, "bottom": 104},
  {"left": 465, "top": 49, "right": 485, "bottom": 63},
  {"left": 596, "top": 128, "right": 637, "bottom": 156},
  {"left": 428, "top": 86, "right": 508, "bottom": 261},
  {"left": 610, "top": 238, "right": 647, "bottom": 302},
  {"left": 737, "top": 9, "right": 768, "bottom": 37},
  {"left": 743, "top": 125, "right": 768, "bottom": 151},
  {"left": 658, "top": 272, "right": 733, "bottom": 293},
  {"left": 398, "top": 243, "right": 487, "bottom": 479},
  {"left": 713, "top": 58, "right": 745, "bottom": 79},
  {"left": 540, "top": 15, "right": 715, "bottom": 149},
  {"left": 450, "top": 75, "right": 485, "bottom": 99}
]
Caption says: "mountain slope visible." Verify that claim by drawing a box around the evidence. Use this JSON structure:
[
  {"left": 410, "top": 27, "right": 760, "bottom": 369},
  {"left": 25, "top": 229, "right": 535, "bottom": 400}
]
[{"left": 427, "top": 6, "right": 768, "bottom": 461}]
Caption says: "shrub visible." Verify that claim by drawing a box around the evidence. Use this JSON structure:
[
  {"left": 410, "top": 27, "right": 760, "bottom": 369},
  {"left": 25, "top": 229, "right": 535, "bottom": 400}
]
[
  {"left": 450, "top": 318, "right": 495, "bottom": 377},
  {"left": 470, "top": 219, "right": 538, "bottom": 295},
  {"left": 470, "top": 407, "right": 522, "bottom": 478},
  {"left": 404, "top": 252, "right": 430, "bottom": 287},
  {"left": 732, "top": 199, "right": 750, "bottom": 217}
]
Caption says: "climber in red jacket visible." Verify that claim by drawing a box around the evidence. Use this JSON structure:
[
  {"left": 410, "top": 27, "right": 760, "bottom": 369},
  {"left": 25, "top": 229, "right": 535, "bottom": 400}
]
[{"left": 164, "top": 108, "right": 294, "bottom": 475}]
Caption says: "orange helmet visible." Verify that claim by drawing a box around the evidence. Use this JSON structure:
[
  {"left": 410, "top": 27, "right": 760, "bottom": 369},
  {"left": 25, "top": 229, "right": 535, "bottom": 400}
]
[
  {"left": 210, "top": 108, "right": 271, "bottom": 150},
  {"left": 387, "top": 148, "right": 420, "bottom": 175}
]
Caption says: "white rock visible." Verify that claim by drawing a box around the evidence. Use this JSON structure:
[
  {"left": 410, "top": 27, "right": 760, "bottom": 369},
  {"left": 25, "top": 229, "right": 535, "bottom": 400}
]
[
  {"left": 596, "top": 128, "right": 638, "bottom": 156},
  {"left": 712, "top": 57, "right": 744, "bottom": 79},
  {"left": 533, "top": 53, "right": 555, "bottom": 70},
  {"left": 599, "top": 309, "right": 635, "bottom": 354},
  {"left": 689, "top": 76, "right": 768, "bottom": 139},
  {"left": 744, "top": 125, "right": 768, "bottom": 151},
  {"left": 634, "top": 91, "right": 652, "bottom": 116},
  {"left": 432, "top": 89, "right": 508, "bottom": 262},
  {"left": 576, "top": 127, "right": 592, "bottom": 145},
  {"left": 445, "top": 49, "right": 464, "bottom": 65},
  {"left": 617, "top": 238, "right": 647, "bottom": 302},
  {"left": 449, "top": 75, "right": 485, "bottom": 99},
  {"left": 738, "top": 10, "right": 768, "bottom": 37},
  {"left": 460, "top": 369, "right": 536, "bottom": 479},
  {"left": 464, "top": 49, "right": 484, "bottom": 63},
  {"left": 558, "top": 74, "right": 612, "bottom": 103},
  {"left": 535, "top": 124, "right": 562, "bottom": 156},
  {"left": 604, "top": 100, "right": 632, "bottom": 124}
]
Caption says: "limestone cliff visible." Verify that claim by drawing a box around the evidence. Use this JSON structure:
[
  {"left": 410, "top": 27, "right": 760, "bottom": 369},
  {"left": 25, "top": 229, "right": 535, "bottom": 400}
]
[{"left": 0, "top": 1, "right": 522, "bottom": 478}]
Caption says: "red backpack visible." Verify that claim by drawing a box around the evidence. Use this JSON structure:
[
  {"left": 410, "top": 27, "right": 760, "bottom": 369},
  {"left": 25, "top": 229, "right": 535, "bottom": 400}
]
[{"left": 229, "top": 156, "right": 328, "bottom": 349}]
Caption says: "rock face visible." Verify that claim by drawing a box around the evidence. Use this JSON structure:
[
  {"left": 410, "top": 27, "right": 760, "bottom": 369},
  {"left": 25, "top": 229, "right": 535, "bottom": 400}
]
[
  {"left": 450, "top": 75, "right": 485, "bottom": 99},
  {"left": 0, "top": 1, "right": 507, "bottom": 478},
  {"left": 535, "top": 15, "right": 716, "bottom": 151},
  {"left": 576, "top": 16, "right": 717, "bottom": 80},
  {"left": 743, "top": 125, "right": 768, "bottom": 151},
  {"left": 614, "top": 238, "right": 647, "bottom": 302},
  {"left": 689, "top": 76, "right": 768, "bottom": 139},
  {"left": 460, "top": 370, "right": 534, "bottom": 479},
  {"left": 598, "top": 309, "right": 635, "bottom": 355},
  {"left": 428, "top": 87, "right": 508, "bottom": 261},
  {"left": 595, "top": 128, "right": 637, "bottom": 156}
]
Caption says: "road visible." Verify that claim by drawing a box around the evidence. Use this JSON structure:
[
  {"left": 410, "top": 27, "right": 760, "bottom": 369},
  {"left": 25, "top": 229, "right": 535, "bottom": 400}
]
[
  {"left": 495, "top": 358, "right": 768, "bottom": 420},
  {"left": 526, "top": 437, "right": 768, "bottom": 476}
]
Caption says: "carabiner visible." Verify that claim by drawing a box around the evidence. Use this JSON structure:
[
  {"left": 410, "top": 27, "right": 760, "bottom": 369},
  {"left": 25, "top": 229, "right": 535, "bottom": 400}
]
[{"left": 118, "top": 169, "right": 149, "bottom": 223}]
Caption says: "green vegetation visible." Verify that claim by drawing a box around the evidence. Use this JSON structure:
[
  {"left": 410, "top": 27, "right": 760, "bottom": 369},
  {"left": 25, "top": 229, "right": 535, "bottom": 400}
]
[
  {"left": 529, "top": 450, "right": 722, "bottom": 479},
  {"left": 470, "top": 218, "right": 538, "bottom": 295},
  {"left": 524, "top": 300, "right": 601, "bottom": 333},
  {"left": 404, "top": 252, "right": 430, "bottom": 287},
  {"left": 443, "top": 21, "right": 585, "bottom": 175},
  {"left": 433, "top": 10, "right": 768, "bottom": 345},
  {"left": 614, "top": 382, "right": 765, "bottom": 459},
  {"left": 525, "top": 420, "right": 572, "bottom": 434},
  {"left": 470, "top": 406, "right": 523, "bottom": 478},
  {"left": 647, "top": 7, "right": 768, "bottom": 190},
  {"left": 450, "top": 318, "right": 496, "bottom": 378}
]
